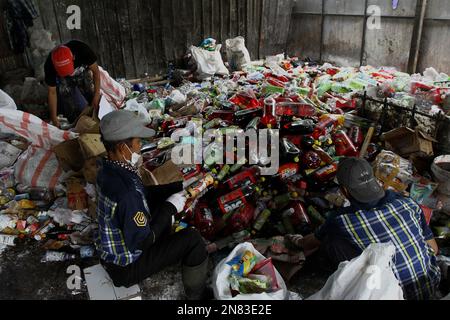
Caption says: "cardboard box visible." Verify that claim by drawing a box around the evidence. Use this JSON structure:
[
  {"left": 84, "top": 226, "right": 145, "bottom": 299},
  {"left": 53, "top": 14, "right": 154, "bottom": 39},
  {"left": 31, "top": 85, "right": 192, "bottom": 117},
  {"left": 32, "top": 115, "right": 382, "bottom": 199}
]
[
  {"left": 140, "top": 160, "right": 183, "bottom": 186},
  {"left": 382, "top": 127, "right": 437, "bottom": 157},
  {"left": 83, "top": 157, "right": 99, "bottom": 184},
  {"left": 53, "top": 139, "right": 85, "bottom": 172},
  {"left": 66, "top": 177, "right": 88, "bottom": 210},
  {"left": 79, "top": 134, "right": 107, "bottom": 159}
]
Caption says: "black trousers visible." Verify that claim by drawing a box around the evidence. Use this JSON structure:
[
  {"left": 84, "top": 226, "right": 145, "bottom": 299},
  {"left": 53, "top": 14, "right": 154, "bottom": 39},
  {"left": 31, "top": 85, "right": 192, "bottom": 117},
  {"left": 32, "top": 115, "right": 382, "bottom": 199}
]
[
  {"left": 103, "top": 208, "right": 208, "bottom": 288},
  {"left": 318, "top": 235, "right": 362, "bottom": 272}
]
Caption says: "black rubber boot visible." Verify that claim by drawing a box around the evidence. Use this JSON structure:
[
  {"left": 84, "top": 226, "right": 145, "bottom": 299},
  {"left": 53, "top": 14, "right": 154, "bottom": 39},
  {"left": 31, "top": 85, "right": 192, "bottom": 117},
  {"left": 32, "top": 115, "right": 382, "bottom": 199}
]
[{"left": 182, "top": 258, "right": 209, "bottom": 300}]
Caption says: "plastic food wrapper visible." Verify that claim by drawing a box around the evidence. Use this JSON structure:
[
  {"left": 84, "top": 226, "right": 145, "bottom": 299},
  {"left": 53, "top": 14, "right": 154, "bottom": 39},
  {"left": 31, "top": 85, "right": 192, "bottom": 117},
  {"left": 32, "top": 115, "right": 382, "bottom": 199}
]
[
  {"left": 410, "top": 182, "right": 439, "bottom": 205},
  {"left": 373, "top": 150, "right": 415, "bottom": 192},
  {"left": 230, "top": 274, "right": 270, "bottom": 295},
  {"left": 226, "top": 250, "right": 257, "bottom": 277},
  {"left": 214, "top": 242, "right": 288, "bottom": 300}
]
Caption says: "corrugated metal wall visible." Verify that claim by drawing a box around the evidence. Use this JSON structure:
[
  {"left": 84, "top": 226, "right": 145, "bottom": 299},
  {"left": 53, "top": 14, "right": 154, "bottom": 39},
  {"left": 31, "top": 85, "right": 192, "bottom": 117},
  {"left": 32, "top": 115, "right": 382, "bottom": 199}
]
[
  {"left": 33, "top": 0, "right": 294, "bottom": 79},
  {"left": 287, "top": 0, "right": 450, "bottom": 74}
]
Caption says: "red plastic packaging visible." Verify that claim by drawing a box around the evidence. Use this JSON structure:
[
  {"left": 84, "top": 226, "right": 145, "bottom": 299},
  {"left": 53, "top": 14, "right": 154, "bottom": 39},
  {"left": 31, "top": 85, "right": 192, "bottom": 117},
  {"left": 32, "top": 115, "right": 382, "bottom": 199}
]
[
  {"left": 333, "top": 130, "right": 358, "bottom": 157},
  {"left": 288, "top": 201, "right": 311, "bottom": 226},
  {"left": 229, "top": 91, "right": 260, "bottom": 109},
  {"left": 228, "top": 204, "right": 255, "bottom": 233},
  {"left": 250, "top": 258, "right": 280, "bottom": 291},
  {"left": 349, "top": 126, "right": 364, "bottom": 149},
  {"left": 193, "top": 202, "right": 215, "bottom": 240},
  {"left": 226, "top": 168, "right": 258, "bottom": 190},
  {"left": 312, "top": 117, "right": 337, "bottom": 140},
  {"left": 207, "top": 110, "right": 235, "bottom": 122},
  {"left": 313, "top": 162, "right": 338, "bottom": 183},
  {"left": 277, "top": 163, "right": 300, "bottom": 181},
  {"left": 276, "top": 102, "right": 317, "bottom": 117},
  {"left": 218, "top": 185, "right": 255, "bottom": 215}
]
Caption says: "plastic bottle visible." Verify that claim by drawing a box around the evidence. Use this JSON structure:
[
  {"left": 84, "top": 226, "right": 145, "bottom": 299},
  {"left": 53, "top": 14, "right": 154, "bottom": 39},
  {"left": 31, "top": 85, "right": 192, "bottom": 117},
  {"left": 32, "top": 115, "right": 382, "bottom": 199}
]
[
  {"left": 187, "top": 174, "right": 215, "bottom": 199},
  {"left": 283, "top": 119, "right": 315, "bottom": 135},
  {"left": 261, "top": 97, "right": 278, "bottom": 129},
  {"left": 234, "top": 108, "right": 263, "bottom": 126},
  {"left": 282, "top": 208, "right": 296, "bottom": 235},
  {"left": 307, "top": 206, "right": 326, "bottom": 225},
  {"left": 0, "top": 234, "right": 17, "bottom": 246},
  {"left": 251, "top": 209, "right": 272, "bottom": 235},
  {"left": 246, "top": 117, "right": 261, "bottom": 131},
  {"left": 216, "top": 164, "right": 231, "bottom": 182},
  {"left": 281, "top": 138, "right": 301, "bottom": 163},
  {"left": 273, "top": 192, "right": 300, "bottom": 210},
  {"left": 312, "top": 114, "right": 344, "bottom": 140},
  {"left": 349, "top": 126, "right": 364, "bottom": 150},
  {"left": 41, "top": 251, "right": 76, "bottom": 263}
]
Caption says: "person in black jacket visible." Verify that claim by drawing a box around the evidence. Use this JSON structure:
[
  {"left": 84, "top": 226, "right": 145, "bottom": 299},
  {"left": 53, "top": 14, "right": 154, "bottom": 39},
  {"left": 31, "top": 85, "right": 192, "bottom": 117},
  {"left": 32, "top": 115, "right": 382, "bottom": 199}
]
[
  {"left": 95, "top": 110, "right": 209, "bottom": 300},
  {"left": 44, "top": 40, "right": 102, "bottom": 127}
]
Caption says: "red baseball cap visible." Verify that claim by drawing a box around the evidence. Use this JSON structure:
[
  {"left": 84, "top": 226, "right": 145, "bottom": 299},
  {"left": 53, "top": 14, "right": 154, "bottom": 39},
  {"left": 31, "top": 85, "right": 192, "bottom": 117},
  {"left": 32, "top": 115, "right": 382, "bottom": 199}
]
[{"left": 51, "top": 46, "right": 75, "bottom": 77}]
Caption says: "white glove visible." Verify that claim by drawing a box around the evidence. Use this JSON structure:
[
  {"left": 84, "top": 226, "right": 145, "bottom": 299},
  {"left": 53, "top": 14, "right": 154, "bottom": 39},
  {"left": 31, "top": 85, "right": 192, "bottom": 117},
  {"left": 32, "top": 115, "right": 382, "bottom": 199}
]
[{"left": 166, "top": 192, "right": 187, "bottom": 213}]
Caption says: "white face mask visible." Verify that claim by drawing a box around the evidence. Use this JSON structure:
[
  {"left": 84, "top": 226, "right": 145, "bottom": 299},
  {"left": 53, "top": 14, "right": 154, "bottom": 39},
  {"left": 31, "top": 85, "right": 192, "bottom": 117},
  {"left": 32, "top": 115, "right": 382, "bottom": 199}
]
[{"left": 123, "top": 144, "right": 142, "bottom": 168}]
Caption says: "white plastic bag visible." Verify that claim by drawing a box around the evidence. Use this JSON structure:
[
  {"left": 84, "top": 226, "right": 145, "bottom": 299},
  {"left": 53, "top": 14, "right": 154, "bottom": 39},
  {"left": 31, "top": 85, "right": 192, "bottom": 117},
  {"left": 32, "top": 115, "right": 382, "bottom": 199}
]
[
  {"left": 308, "top": 243, "right": 404, "bottom": 300},
  {"left": 0, "top": 109, "right": 77, "bottom": 190},
  {"left": 0, "top": 89, "right": 17, "bottom": 110},
  {"left": 226, "top": 36, "right": 251, "bottom": 71},
  {"left": 0, "top": 109, "right": 77, "bottom": 149},
  {"left": 213, "top": 242, "right": 288, "bottom": 300},
  {"left": 14, "top": 146, "right": 65, "bottom": 190},
  {"left": 99, "top": 67, "right": 126, "bottom": 109},
  {"left": 0, "top": 142, "right": 22, "bottom": 169},
  {"left": 190, "top": 45, "right": 229, "bottom": 80},
  {"left": 124, "top": 99, "right": 152, "bottom": 125}
]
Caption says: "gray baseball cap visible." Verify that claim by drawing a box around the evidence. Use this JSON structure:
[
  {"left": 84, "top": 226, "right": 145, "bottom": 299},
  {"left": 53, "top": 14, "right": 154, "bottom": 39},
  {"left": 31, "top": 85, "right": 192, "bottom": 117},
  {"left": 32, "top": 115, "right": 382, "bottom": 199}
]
[
  {"left": 336, "top": 157, "right": 386, "bottom": 204},
  {"left": 100, "top": 110, "right": 156, "bottom": 142}
]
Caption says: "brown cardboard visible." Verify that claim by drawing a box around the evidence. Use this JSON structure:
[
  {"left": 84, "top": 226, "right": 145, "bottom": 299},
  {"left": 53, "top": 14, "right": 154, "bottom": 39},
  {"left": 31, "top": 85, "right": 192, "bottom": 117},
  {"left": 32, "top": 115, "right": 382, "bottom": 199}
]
[
  {"left": 382, "top": 127, "right": 436, "bottom": 157},
  {"left": 75, "top": 115, "right": 100, "bottom": 134},
  {"left": 53, "top": 139, "right": 85, "bottom": 172},
  {"left": 66, "top": 177, "right": 88, "bottom": 210},
  {"left": 79, "top": 134, "right": 107, "bottom": 159},
  {"left": 83, "top": 157, "right": 99, "bottom": 184},
  {"left": 140, "top": 160, "right": 183, "bottom": 186}
]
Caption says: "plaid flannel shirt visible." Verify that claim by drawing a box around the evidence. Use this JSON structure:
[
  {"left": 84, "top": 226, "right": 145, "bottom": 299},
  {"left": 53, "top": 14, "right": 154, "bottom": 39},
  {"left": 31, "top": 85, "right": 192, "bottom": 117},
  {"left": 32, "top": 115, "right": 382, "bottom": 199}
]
[
  {"left": 95, "top": 160, "right": 153, "bottom": 267},
  {"left": 316, "top": 191, "right": 441, "bottom": 300}
]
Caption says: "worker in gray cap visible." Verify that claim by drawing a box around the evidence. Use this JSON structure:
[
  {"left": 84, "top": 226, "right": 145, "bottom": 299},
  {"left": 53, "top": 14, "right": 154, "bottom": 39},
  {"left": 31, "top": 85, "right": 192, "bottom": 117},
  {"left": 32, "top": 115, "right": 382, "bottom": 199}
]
[
  {"left": 96, "top": 110, "right": 209, "bottom": 300},
  {"left": 286, "top": 157, "right": 440, "bottom": 300}
]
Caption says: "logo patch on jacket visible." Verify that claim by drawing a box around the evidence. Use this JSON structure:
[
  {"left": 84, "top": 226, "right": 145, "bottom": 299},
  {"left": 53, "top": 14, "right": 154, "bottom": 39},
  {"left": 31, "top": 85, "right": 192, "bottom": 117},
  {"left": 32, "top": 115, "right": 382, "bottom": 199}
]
[{"left": 133, "top": 212, "right": 147, "bottom": 227}]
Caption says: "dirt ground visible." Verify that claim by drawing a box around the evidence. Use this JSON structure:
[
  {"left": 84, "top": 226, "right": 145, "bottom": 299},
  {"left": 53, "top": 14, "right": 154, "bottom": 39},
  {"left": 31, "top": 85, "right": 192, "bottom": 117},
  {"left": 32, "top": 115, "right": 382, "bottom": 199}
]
[{"left": 0, "top": 241, "right": 329, "bottom": 300}]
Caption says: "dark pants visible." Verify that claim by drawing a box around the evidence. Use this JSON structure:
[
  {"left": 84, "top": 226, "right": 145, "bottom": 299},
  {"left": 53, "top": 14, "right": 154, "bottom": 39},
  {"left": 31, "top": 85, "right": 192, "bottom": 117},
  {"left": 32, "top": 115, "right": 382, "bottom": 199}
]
[
  {"left": 103, "top": 210, "right": 208, "bottom": 288},
  {"left": 317, "top": 235, "right": 362, "bottom": 273},
  {"left": 56, "top": 70, "right": 94, "bottom": 124}
]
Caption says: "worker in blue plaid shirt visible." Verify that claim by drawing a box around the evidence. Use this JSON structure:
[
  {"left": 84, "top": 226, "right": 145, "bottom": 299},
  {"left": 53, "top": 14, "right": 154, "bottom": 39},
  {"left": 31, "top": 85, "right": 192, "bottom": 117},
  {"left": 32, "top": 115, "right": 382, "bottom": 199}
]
[{"left": 287, "top": 158, "right": 441, "bottom": 300}]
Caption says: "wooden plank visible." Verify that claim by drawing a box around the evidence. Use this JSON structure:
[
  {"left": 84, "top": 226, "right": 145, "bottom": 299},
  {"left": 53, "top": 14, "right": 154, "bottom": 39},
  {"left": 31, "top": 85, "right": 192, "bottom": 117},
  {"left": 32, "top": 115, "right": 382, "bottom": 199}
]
[
  {"left": 407, "top": 0, "right": 428, "bottom": 74},
  {"left": 37, "top": 0, "right": 62, "bottom": 44},
  {"left": 52, "top": 0, "right": 73, "bottom": 43},
  {"left": 77, "top": 0, "right": 100, "bottom": 56},
  {"left": 127, "top": 0, "right": 147, "bottom": 78},
  {"left": 148, "top": 0, "right": 165, "bottom": 74},
  {"left": 202, "top": 0, "right": 211, "bottom": 38},
  {"left": 90, "top": 0, "right": 113, "bottom": 74},
  {"left": 103, "top": 0, "right": 126, "bottom": 78},
  {"left": 114, "top": 0, "right": 136, "bottom": 78}
]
